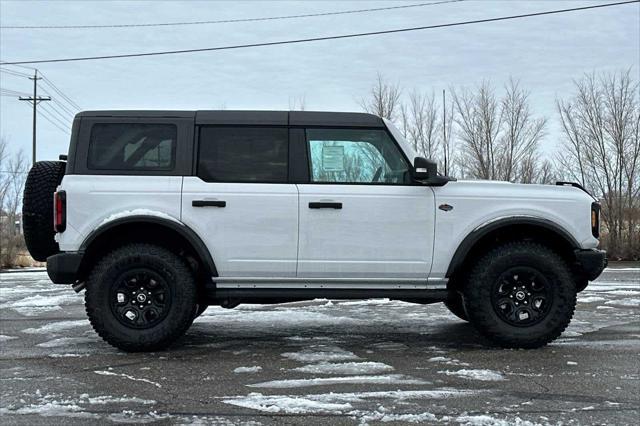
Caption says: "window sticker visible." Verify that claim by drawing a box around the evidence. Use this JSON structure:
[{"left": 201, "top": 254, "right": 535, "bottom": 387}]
[{"left": 322, "top": 145, "right": 345, "bottom": 171}]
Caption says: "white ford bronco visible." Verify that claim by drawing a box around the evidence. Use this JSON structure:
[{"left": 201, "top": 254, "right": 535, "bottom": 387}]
[{"left": 22, "top": 110, "right": 607, "bottom": 352}]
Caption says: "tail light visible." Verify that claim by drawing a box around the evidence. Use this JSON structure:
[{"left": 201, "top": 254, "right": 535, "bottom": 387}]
[
  {"left": 54, "top": 190, "right": 66, "bottom": 233},
  {"left": 591, "top": 202, "right": 600, "bottom": 238}
]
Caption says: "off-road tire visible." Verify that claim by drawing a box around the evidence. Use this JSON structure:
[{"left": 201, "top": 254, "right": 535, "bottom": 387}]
[
  {"left": 22, "top": 161, "right": 66, "bottom": 261},
  {"left": 444, "top": 293, "right": 469, "bottom": 322},
  {"left": 85, "top": 243, "right": 197, "bottom": 352},
  {"left": 463, "top": 242, "right": 576, "bottom": 349}
]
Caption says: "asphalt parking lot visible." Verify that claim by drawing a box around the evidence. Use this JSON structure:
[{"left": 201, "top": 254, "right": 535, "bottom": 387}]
[{"left": 1, "top": 266, "right": 638, "bottom": 425}]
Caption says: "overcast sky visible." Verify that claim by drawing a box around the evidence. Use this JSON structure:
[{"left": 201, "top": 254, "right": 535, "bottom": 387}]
[{"left": 1, "top": 0, "right": 638, "bottom": 162}]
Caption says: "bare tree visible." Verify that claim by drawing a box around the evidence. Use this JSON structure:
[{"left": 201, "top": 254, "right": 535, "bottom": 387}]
[
  {"left": 452, "top": 81, "right": 502, "bottom": 179},
  {"left": 0, "top": 138, "right": 28, "bottom": 267},
  {"left": 453, "top": 80, "right": 547, "bottom": 182},
  {"left": 557, "top": 70, "right": 639, "bottom": 258},
  {"left": 499, "top": 79, "right": 547, "bottom": 181},
  {"left": 359, "top": 73, "right": 402, "bottom": 121},
  {"left": 400, "top": 90, "right": 440, "bottom": 160}
]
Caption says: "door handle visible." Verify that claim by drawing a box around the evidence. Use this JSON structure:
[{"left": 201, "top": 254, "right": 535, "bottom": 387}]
[
  {"left": 192, "top": 200, "right": 226, "bottom": 207},
  {"left": 309, "top": 201, "right": 342, "bottom": 209}
]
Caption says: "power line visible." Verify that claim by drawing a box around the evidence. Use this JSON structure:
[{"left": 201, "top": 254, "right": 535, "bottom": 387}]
[
  {"left": 41, "top": 101, "right": 74, "bottom": 125},
  {"left": 0, "top": 68, "right": 32, "bottom": 78},
  {"left": 1, "top": 0, "right": 636, "bottom": 65},
  {"left": 39, "top": 75, "right": 81, "bottom": 110},
  {"left": 0, "top": 0, "right": 464, "bottom": 30},
  {"left": 33, "top": 105, "right": 71, "bottom": 135},
  {"left": 1, "top": 88, "right": 31, "bottom": 96}
]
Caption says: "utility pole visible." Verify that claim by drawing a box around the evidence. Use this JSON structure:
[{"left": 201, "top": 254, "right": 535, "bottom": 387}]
[
  {"left": 19, "top": 69, "right": 50, "bottom": 165},
  {"left": 442, "top": 89, "right": 448, "bottom": 176}
]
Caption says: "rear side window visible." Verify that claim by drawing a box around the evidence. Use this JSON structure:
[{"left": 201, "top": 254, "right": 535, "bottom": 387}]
[
  {"left": 88, "top": 123, "right": 176, "bottom": 171},
  {"left": 198, "top": 127, "right": 288, "bottom": 183}
]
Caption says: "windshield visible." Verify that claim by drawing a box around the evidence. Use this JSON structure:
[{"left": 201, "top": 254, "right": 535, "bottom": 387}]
[{"left": 382, "top": 118, "right": 418, "bottom": 162}]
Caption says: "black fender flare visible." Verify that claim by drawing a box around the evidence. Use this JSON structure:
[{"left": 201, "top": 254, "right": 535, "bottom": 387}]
[
  {"left": 80, "top": 215, "right": 218, "bottom": 276},
  {"left": 445, "top": 216, "right": 580, "bottom": 278}
]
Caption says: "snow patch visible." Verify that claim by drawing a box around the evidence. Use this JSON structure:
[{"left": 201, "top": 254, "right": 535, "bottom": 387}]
[
  {"left": 233, "top": 366, "right": 262, "bottom": 374},
  {"left": 578, "top": 296, "right": 606, "bottom": 303},
  {"left": 37, "top": 337, "right": 95, "bottom": 348},
  {"left": 439, "top": 369, "right": 505, "bottom": 381},
  {"left": 605, "top": 298, "right": 640, "bottom": 307},
  {"left": 282, "top": 347, "right": 360, "bottom": 362},
  {"left": 0, "top": 334, "right": 18, "bottom": 342},
  {"left": 248, "top": 374, "right": 428, "bottom": 388},
  {"left": 291, "top": 361, "right": 394, "bottom": 375},
  {"left": 456, "top": 414, "right": 541, "bottom": 425},
  {"left": 22, "top": 320, "right": 89, "bottom": 334},
  {"left": 223, "top": 392, "right": 352, "bottom": 414}
]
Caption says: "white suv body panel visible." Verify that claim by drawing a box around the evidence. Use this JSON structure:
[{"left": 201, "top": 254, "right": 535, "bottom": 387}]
[
  {"left": 181, "top": 177, "right": 299, "bottom": 277},
  {"left": 429, "top": 180, "right": 597, "bottom": 278},
  {"left": 297, "top": 184, "right": 435, "bottom": 279},
  {"left": 57, "top": 175, "right": 182, "bottom": 251}
]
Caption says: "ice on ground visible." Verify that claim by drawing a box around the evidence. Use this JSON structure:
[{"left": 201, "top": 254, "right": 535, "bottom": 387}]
[
  {"left": 248, "top": 374, "right": 429, "bottom": 388},
  {"left": 0, "top": 334, "right": 18, "bottom": 342},
  {"left": 196, "top": 309, "right": 359, "bottom": 327},
  {"left": 578, "top": 296, "right": 606, "bottom": 303},
  {"left": 282, "top": 346, "right": 360, "bottom": 362},
  {"left": 37, "top": 337, "right": 95, "bottom": 348},
  {"left": 291, "top": 361, "right": 394, "bottom": 375},
  {"left": 356, "top": 410, "right": 437, "bottom": 424},
  {"left": 82, "top": 395, "right": 155, "bottom": 405},
  {"left": 224, "top": 388, "right": 482, "bottom": 418},
  {"left": 0, "top": 402, "right": 97, "bottom": 418},
  {"left": 439, "top": 369, "right": 505, "bottom": 381},
  {"left": 223, "top": 392, "right": 353, "bottom": 414},
  {"left": 22, "top": 320, "right": 89, "bottom": 334},
  {"left": 605, "top": 298, "right": 640, "bottom": 307},
  {"left": 94, "top": 370, "right": 163, "bottom": 388},
  {"left": 233, "top": 366, "right": 262, "bottom": 374},
  {"left": 602, "top": 290, "right": 640, "bottom": 296},
  {"left": 308, "top": 388, "right": 484, "bottom": 403},
  {"left": 456, "top": 414, "right": 541, "bottom": 425},
  {"left": 426, "top": 357, "right": 470, "bottom": 366},
  {"left": 0, "top": 293, "right": 80, "bottom": 314}
]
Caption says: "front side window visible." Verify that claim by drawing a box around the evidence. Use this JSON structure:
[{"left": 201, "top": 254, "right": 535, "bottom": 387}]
[
  {"left": 88, "top": 123, "right": 176, "bottom": 171},
  {"left": 306, "top": 128, "right": 409, "bottom": 184},
  {"left": 198, "top": 127, "right": 288, "bottom": 183}
]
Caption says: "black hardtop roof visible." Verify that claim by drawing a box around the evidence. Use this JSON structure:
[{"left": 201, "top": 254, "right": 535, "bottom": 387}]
[{"left": 75, "top": 110, "right": 384, "bottom": 128}]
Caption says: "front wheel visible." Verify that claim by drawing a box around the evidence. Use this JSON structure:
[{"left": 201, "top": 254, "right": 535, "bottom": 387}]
[
  {"left": 463, "top": 242, "right": 576, "bottom": 349},
  {"left": 85, "top": 243, "right": 197, "bottom": 352}
]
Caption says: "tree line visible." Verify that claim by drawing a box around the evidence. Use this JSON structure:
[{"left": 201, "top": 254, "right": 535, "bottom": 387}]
[{"left": 358, "top": 70, "right": 639, "bottom": 260}]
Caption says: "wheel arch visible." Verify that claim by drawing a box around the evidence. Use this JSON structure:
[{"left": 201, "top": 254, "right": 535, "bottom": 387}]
[
  {"left": 445, "top": 216, "right": 580, "bottom": 287},
  {"left": 77, "top": 215, "right": 217, "bottom": 282}
]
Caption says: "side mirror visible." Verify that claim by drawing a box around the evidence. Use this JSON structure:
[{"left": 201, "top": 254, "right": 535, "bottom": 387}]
[
  {"left": 413, "top": 157, "right": 437, "bottom": 180},
  {"left": 412, "top": 157, "right": 454, "bottom": 186}
]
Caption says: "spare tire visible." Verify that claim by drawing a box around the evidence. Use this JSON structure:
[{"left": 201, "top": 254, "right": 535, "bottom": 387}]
[{"left": 22, "top": 161, "right": 66, "bottom": 261}]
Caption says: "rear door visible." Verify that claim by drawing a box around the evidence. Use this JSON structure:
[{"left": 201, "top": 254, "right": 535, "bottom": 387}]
[
  {"left": 296, "top": 127, "right": 435, "bottom": 281},
  {"left": 181, "top": 125, "right": 298, "bottom": 278}
]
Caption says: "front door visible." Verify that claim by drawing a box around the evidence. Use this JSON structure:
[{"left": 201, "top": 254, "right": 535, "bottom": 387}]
[
  {"left": 181, "top": 126, "right": 298, "bottom": 278},
  {"left": 297, "top": 128, "right": 435, "bottom": 280}
]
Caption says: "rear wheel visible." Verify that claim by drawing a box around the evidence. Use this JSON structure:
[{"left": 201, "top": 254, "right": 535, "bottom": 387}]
[
  {"left": 463, "top": 242, "right": 576, "bottom": 349},
  {"left": 22, "top": 161, "right": 66, "bottom": 261},
  {"left": 85, "top": 243, "right": 197, "bottom": 352}
]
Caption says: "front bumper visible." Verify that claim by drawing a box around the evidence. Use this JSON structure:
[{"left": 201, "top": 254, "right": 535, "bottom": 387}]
[
  {"left": 575, "top": 249, "right": 607, "bottom": 281},
  {"left": 47, "top": 251, "right": 83, "bottom": 284}
]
